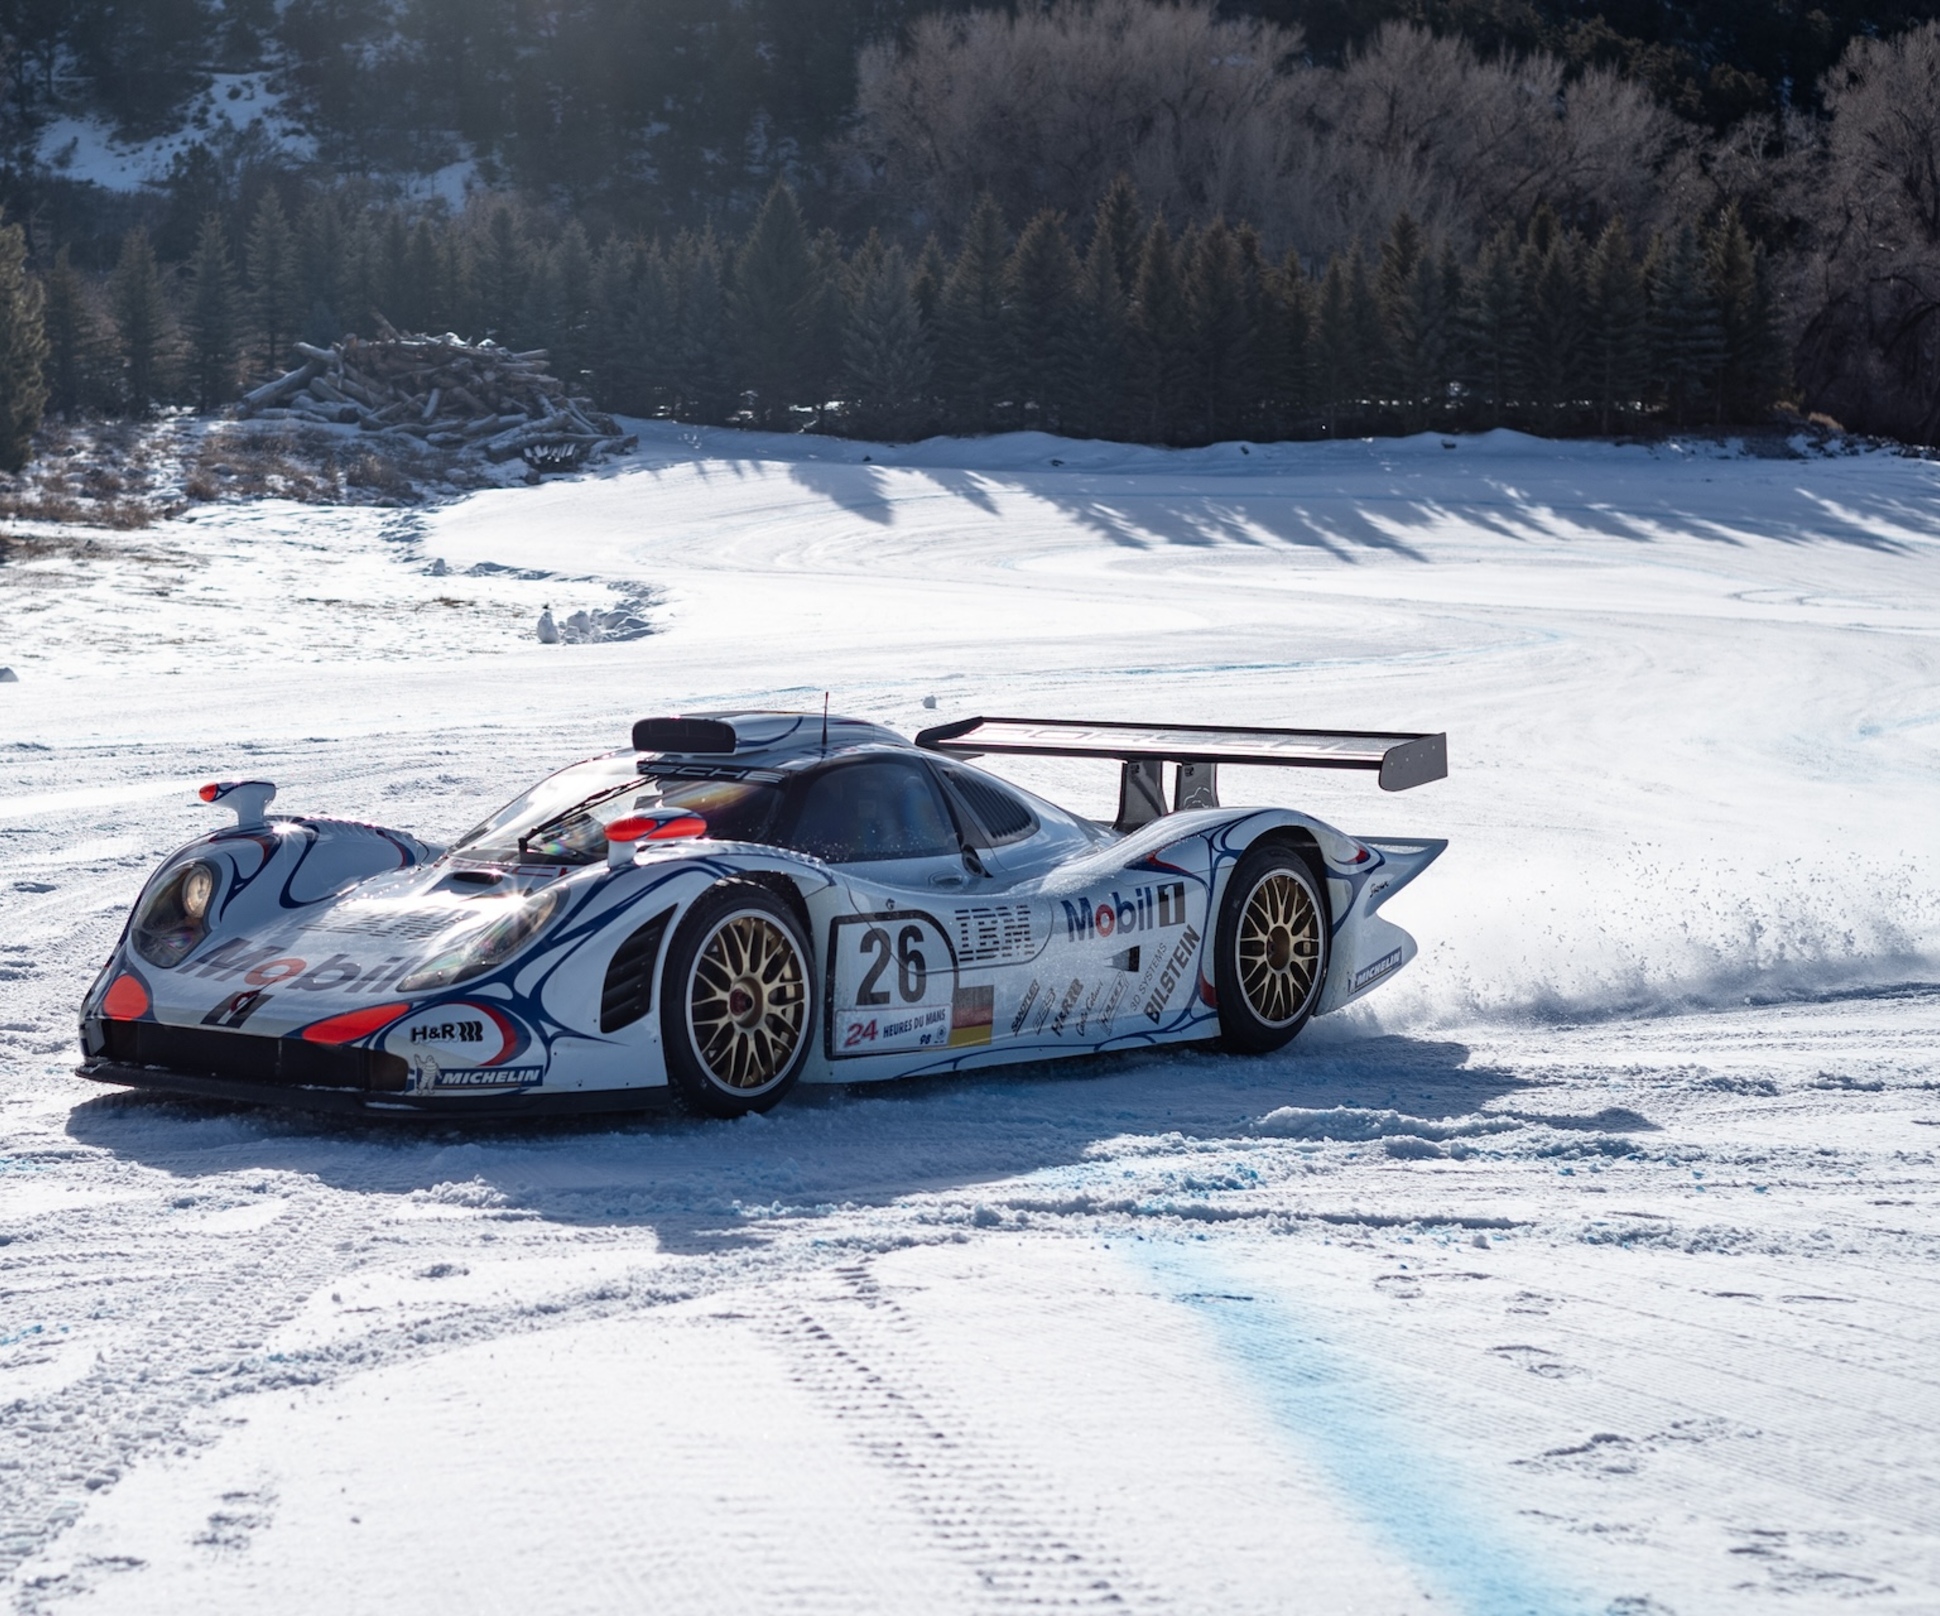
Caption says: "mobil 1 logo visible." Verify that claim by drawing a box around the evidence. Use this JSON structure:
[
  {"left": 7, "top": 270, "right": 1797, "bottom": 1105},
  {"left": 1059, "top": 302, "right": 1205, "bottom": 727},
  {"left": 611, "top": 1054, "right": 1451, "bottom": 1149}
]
[{"left": 827, "top": 910, "right": 960, "bottom": 1060}]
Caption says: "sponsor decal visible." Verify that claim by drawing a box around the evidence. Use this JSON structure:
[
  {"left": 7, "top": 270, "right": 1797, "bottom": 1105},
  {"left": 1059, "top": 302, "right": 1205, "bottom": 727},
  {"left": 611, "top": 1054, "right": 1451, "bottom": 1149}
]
[
  {"left": 828, "top": 911, "right": 959, "bottom": 1059},
  {"left": 1143, "top": 925, "right": 1204, "bottom": 1023},
  {"left": 410, "top": 1018, "right": 486, "bottom": 1045},
  {"left": 1073, "top": 982, "right": 1104, "bottom": 1037},
  {"left": 1061, "top": 883, "right": 1188, "bottom": 942},
  {"left": 292, "top": 953, "right": 362, "bottom": 991},
  {"left": 202, "top": 987, "right": 273, "bottom": 1029},
  {"left": 192, "top": 938, "right": 286, "bottom": 979},
  {"left": 385, "top": 1002, "right": 525, "bottom": 1070},
  {"left": 1351, "top": 947, "right": 1404, "bottom": 992},
  {"left": 1008, "top": 979, "right": 1042, "bottom": 1036},
  {"left": 1048, "top": 977, "right": 1084, "bottom": 1037},
  {"left": 427, "top": 1065, "right": 544, "bottom": 1091},
  {"left": 192, "top": 938, "right": 416, "bottom": 996},
  {"left": 949, "top": 984, "right": 994, "bottom": 1047},
  {"left": 1096, "top": 976, "right": 1128, "bottom": 1032},
  {"left": 952, "top": 904, "right": 1036, "bottom": 963}
]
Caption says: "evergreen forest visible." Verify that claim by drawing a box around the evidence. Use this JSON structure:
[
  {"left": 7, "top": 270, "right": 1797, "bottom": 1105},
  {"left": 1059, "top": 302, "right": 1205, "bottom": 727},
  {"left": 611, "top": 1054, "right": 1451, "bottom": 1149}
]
[{"left": 3, "top": 0, "right": 1939, "bottom": 466}]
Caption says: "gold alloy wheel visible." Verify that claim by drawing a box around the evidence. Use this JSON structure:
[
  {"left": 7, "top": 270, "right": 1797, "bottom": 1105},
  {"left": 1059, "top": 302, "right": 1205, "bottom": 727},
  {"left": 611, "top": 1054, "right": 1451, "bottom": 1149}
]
[
  {"left": 687, "top": 910, "right": 808, "bottom": 1091},
  {"left": 1235, "top": 869, "right": 1323, "bottom": 1027}
]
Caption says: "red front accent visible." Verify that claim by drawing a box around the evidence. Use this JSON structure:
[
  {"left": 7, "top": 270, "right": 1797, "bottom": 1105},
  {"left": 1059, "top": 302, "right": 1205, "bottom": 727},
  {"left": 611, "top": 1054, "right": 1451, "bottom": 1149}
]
[
  {"left": 605, "top": 815, "right": 655, "bottom": 844},
  {"left": 198, "top": 782, "right": 221, "bottom": 802},
  {"left": 301, "top": 1002, "right": 412, "bottom": 1045},
  {"left": 101, "top": 974, "right": 150, "bottom": 1020},
  {"left": 647, "top": 814, "right": 707, "bottom": 840}
]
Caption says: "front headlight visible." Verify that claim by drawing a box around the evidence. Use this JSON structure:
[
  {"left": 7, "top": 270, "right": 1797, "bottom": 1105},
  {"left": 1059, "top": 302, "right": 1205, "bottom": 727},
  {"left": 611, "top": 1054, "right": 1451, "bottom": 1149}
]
[
  {"left": 131, "top": 860, "right": 220, "bottom": 968},
  {"left": 397, "top": 887, "right": 564, "bottom": 992}
]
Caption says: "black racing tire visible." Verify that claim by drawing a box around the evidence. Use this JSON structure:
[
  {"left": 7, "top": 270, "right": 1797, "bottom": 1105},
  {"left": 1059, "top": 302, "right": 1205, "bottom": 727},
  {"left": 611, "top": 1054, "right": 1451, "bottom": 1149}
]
[
  {"left": 659, "top": 880, "right": 815, "bottom": 1117},
  {"left": 1213, "top": 842, "right": 1331, "bottom": 1053}
]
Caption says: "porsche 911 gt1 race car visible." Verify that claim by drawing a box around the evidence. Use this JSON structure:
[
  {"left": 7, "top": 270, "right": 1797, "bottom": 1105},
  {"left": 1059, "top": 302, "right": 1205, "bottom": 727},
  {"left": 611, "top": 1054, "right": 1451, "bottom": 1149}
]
[{"left": 77, "top": 712, "right": 1448, "bottom": 1119}]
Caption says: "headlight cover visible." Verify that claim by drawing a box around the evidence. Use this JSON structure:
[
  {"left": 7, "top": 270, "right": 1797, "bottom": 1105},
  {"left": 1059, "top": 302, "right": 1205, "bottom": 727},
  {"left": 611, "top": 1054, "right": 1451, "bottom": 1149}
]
[
  {"left": 131, "top": 860, "right": 220, "bottom": 968},
  {"left": 397, "top": 887, "right": 564, "bottom": 993}
]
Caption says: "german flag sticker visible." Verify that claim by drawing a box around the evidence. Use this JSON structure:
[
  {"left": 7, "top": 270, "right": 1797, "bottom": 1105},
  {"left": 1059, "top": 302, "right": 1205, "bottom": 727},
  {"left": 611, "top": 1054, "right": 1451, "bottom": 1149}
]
[{"left": 949, "top": 984, "right": 994, "bottom": 1046}]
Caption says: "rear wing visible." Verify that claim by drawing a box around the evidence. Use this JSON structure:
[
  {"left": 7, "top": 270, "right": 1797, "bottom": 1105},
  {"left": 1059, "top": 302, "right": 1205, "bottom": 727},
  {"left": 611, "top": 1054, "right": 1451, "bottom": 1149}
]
[{"left": 915, "top": 716, "right": 1447, "bottom": 832}]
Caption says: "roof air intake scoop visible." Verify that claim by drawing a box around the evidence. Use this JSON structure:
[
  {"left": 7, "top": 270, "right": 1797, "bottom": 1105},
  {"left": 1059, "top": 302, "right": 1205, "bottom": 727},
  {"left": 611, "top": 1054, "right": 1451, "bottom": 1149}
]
[{"left": 632, "top": 717, "right": 738, "bottom": 754}]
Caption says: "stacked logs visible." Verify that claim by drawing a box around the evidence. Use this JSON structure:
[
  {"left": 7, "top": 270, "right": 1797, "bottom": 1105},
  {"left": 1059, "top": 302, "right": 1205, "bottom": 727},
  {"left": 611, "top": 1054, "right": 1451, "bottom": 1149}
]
[{"left": 238, "top": 321, "right": 635, "bottom": 468}]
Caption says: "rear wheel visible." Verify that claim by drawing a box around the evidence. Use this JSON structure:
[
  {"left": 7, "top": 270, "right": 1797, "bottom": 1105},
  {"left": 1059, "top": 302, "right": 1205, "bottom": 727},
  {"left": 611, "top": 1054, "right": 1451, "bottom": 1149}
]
[
  {"left": 660, "top": 882, "right": 814, "bottom": 1117},
  {"left": 1214, "top": 844, "right": 1330, "bottom": 1052}
]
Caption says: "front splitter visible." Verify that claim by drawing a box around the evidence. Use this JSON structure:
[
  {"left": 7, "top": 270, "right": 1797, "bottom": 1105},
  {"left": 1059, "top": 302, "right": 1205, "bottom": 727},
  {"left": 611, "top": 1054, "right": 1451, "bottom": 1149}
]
[{"left": 78, "top": 1061, "right": 674, "bottom": 1120}]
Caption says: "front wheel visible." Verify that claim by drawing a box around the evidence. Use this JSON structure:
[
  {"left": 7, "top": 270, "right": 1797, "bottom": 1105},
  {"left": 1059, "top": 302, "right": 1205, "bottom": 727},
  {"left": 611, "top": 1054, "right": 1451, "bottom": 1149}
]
[
  {"left": 1214, "top": 844, "right": 1330, "bottom": 1053},
  {"left": 660, "top": 882, "right": 814, "bottom": 1117}
]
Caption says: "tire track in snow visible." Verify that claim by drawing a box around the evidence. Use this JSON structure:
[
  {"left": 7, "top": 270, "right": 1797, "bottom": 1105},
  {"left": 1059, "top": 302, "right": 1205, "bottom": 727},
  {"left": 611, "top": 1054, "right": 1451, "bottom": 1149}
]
[{"left": 749, "top": 1258, "right": 1164, "bottom": 1611}]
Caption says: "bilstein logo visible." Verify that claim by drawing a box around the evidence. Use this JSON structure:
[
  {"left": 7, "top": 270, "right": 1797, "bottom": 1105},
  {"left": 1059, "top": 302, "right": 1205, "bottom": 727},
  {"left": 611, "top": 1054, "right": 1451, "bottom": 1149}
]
[
  {"left": 1061, "top": 882, "right": 1187, "bottom": 942},
  {"left": 1144, "top": 925, "right": 1203, "bottom": 1023}
]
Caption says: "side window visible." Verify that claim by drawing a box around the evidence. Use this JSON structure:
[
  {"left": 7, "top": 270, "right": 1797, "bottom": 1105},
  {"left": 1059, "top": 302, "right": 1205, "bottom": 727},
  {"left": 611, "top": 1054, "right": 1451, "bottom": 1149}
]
[
  {"left": 937, "top": 762, "right": 1038, "bottom": 847},
  {"left": 786, "top": 761, "right": 961, "bottom": 863}
]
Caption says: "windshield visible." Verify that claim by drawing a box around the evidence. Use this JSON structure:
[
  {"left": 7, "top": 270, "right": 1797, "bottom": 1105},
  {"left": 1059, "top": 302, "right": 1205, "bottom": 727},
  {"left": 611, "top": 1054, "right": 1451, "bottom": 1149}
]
[{"left": 453, "top": 757, "right": 783, "bottom": 866}]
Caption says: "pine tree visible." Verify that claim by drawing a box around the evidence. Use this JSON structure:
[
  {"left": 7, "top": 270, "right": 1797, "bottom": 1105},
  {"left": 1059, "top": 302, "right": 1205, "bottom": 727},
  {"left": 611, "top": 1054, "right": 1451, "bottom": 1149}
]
[
  {"left": 1129, "top": 219, "right": 1195, "bottom": 444},
  {"left": 183, "top": 213, "right": 240, "bottom": 411},
  {"left": 40, "top": 248, "right": 108, "bottom": 418},
  {"left": 111, "top": 227, "right": 170, "bottom": 414},
  {"left": 296, "top": 194, "right": 345, "bottom": 345},
  {"left": 1379, "top": 215, "right": 1458, "bottom": 431},
  {"left": 1520, "top": 224, "right": 1585, "bottom": 432},
  {"left": 376, "top": 210, "right": 412, "bottom": 329},
  {"left": 1647, "top": 225, "right": 1723, "bottom": 428},
  {"left": 1313, "top": 253, "right": 1354, "bottom": 434},
  {"left": 337, "top": 205, "right": 379, "bottom": 337},
  {"left": 470, "top": 201, "right": 526, "bottom": 340},
  {"left": 0, "top": 216, "right": 49, "bottom": 472},
  {"left": 802, "top": 229, "right": 852, "bottom": 421},
  {"left": 936, "top": 195, "right": 1011, "bottom": 433},
  {"left": 1345, "top": 247, "right": 1386, "bottom": 431},
  {"left": 1705, "top": 203, "right": 1783, "bottom": 424},
  {"left": 1262, "top": 252, "right": 1316, "bottom": 434},
  {"left": 672, "top": 229, "right": 734, "bottom": 424},
  {"left": 1583, "top": 219, "right": 1648, "bottom": 435},
  {"left": 1006, "top": 210, "right": 1085, "bottom": 434},
  {"left": 909, "top": 235, "right": 947, "bottom": 332},
  {"left": 245, "top": 191, "right": 301, "bottom": 369},
  {"left": 1058, "top": 220, "right": 1124, "bottom": 442},
  {"left": 845, "top": 243, "right": 932, "bottom": 440},
  {"left": 1186, "top": 220, "right": 1258, "bottom": 444},
  {"left": 402, "top": 217, "right": 444, "bottom": 332},
  {"left": 730, "top": 184, "right": 817, "bottom": 428},
  {"left": 1461, "top": 226, "right": 1523, "bottom": 429},
  {"left": 543, "top": 220, "right": 596, "bottom": 395},
  {"left": 592, "top": 234, "right": 651, "bottom": 415},
  {"left": 1088, "top": 174, "right": 1144, "bottom": 310}
]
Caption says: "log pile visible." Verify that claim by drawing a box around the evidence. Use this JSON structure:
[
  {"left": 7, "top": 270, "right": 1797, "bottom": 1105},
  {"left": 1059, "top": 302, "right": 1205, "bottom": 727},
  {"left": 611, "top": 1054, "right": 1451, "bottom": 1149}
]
[{"left": 238, "top": 321, "right": 635, "bottom": 469}]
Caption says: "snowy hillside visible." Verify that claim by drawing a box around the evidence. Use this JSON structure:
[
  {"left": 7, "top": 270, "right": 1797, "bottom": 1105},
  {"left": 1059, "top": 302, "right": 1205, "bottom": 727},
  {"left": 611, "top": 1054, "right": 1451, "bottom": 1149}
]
[{"left": 1, "top": 427, "right": 1937, "bottom": 1612}]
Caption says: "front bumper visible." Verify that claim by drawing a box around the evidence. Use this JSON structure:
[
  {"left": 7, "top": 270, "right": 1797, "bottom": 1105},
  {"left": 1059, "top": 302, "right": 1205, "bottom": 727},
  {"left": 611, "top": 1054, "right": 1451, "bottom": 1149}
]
[{"left": 78, "top": 1017, "right": 668, "bottom": 1119}]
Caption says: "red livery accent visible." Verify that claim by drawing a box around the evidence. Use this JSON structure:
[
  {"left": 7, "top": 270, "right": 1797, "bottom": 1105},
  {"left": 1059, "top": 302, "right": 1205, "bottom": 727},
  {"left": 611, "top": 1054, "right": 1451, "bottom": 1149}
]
[
  {"left": 101, "top": 973, "right": 150, "bottom": 1020},
  {"left": 608, "top": 813, "right": 708, "bottom": 844},
  {"left": 301, "top": 1003, "right": 413, "bottom": 1045},
  {"left": 198, "top": 782, "right": 220, "bottom": 802}
]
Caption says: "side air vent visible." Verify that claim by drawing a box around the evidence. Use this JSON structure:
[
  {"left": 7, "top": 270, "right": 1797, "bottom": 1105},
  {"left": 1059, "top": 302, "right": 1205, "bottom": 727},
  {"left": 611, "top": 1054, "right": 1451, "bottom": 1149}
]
[
  {"left": 600, "top": 906, "right": 675, "bottom": 1032},
  {"left": 938, "top": 763, "right": 1037, "bottom": 845}
]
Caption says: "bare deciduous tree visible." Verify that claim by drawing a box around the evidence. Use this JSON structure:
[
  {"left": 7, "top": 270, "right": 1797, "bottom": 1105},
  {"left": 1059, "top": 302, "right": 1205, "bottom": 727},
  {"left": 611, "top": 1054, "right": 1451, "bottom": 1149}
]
[
  {"left": 848, "top": 6, "right": 1683, "bottom": 265},
  {"left": 1797, "top": 22, "right": 1940, "bottom": 439}
]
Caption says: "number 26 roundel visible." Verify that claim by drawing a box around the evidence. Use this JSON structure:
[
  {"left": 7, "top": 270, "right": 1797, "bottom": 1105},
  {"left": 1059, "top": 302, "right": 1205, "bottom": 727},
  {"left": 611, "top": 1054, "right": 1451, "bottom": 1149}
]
[{"left": 828, "top": 911, "right": 958, "bottom": 1059}]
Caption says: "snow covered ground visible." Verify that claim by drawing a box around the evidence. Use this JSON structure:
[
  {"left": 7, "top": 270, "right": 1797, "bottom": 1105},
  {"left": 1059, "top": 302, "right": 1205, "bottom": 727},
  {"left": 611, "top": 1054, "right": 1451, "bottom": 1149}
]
[{"left": 2, "top": 424, "right": 1937, "bottom": 1613}]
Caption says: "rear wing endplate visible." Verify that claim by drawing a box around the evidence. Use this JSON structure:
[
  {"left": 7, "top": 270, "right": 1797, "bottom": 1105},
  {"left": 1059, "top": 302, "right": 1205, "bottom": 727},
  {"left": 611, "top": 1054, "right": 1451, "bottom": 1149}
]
[{"left": 915, "top": 716, "right": 1447, "bottom": 832}]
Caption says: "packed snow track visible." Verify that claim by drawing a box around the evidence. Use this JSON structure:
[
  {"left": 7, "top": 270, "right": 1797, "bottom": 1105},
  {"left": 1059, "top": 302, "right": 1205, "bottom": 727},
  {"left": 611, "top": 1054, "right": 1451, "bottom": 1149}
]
[{"left": 2, "top": 425, "right": 1936, "bottom": 1614}]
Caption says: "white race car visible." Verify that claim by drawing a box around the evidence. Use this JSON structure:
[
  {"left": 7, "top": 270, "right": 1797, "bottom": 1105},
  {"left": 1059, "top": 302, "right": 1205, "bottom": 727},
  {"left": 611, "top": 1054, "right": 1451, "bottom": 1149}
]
[{"left": 78, "top": 712, "right": 1447, "bottom": 1118}]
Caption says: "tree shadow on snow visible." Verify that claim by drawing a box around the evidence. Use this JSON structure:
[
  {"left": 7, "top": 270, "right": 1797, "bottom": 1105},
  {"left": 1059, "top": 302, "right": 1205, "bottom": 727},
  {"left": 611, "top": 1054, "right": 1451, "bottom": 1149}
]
[{"left": 64, "top": 1031, "right": 1534, "bottom": 1250}]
